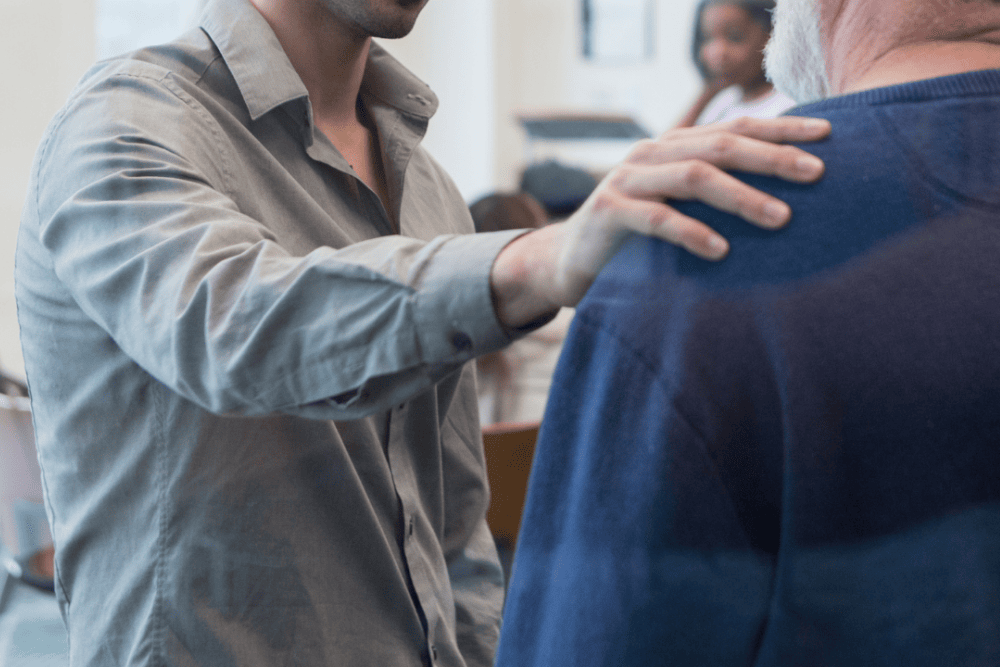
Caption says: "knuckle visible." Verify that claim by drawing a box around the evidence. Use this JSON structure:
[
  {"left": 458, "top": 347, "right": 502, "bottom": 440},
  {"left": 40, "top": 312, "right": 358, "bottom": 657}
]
[
  {"left": 738, "top": 197, "right": 765, "bottom": 221},
  {"left": 728, "top": 115, "right": 755, "bottom": 135},
  {"left": 706, "top": 134, "right": 736, "bottom": 162},
  {"left": 682, "top": 161, "right": 712, "bottom": 190},
  {"left": 733, "top": 116, "right": 771, "bottom": 137},
  {"left": 670, "top": 219, "right": 706, "bottom": 249},
  {"left": 590, "top": 189, "right": 618, "bottom": 214},
  {"left": 678, "top": 228, "right": 706, "bottom": 250},
  {"left": 645, "top": 206, "right": 672, "bottom": 233},
  {"left": 648, "top": 207, "right": 693, "bottom": 241},
  {"left": 626, "top": 139, "right": 658, "bottom": 163},
  {"left": 776, "top": 145, "right": 803, "bottom": 171},
  {"left": 606, "top": 165, "right": 632, "bottom": 191}
]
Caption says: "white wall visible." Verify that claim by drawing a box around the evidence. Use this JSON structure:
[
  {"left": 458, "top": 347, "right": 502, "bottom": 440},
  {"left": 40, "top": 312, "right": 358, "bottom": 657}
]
[
  {"left": 0, "top": 0, "right": 205, "bottom": 381},
  {"left": 381, "top": 0, "right": 703, "bottom": 195},
  {"left": 493, "top": 0, "right": 702, "bottom": 187},
  {"left": 97, "top": 0, "right": 203, "bottom": 59},
  {"left": 376, "top": 0, "right": 496, "bottom": 204},
  {"left": 0, "top": 0, "right": 97, "bottom": 381}
]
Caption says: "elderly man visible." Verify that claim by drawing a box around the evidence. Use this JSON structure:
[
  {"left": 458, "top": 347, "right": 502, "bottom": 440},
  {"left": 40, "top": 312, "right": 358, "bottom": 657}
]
[
  {"left": 13, "top": 0, "right": 832, "bottom": 664},
  {"left": 497, "top": 0, "right": 1000, "bottom": 665}
]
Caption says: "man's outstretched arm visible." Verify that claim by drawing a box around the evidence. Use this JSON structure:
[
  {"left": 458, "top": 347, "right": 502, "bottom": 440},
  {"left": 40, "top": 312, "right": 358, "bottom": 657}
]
[{"left": 491, "top": 115, "right": 830, "bottom": 327}]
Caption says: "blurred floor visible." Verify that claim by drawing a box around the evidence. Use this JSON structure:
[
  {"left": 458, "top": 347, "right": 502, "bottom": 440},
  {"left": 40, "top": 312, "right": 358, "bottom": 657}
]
[{"left": 0, "top": 570, "right": 68, "bottom": 666}]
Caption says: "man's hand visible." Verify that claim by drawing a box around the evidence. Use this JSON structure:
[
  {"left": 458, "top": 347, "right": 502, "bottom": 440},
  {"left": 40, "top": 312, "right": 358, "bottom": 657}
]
[{"left": 490, "top": 115, "right": 832, "bottom": 328}]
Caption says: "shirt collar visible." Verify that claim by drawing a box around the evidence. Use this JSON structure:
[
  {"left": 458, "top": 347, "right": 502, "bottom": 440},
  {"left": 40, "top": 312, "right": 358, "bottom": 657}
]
[
  {"left": 199, "top": 0, "right": 438, "bottom": 123},
  {"left": 363, "top": 42, "right": 438, "bottom": 120},
  {"left": 200, "top": 0, "right": 308, "bottom": 122}
]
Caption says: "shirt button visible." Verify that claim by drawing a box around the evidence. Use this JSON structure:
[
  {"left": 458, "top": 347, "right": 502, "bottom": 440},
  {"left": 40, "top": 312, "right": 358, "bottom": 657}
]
[{"left": 450, "top": 331, "right": 472, "bottom": 353}]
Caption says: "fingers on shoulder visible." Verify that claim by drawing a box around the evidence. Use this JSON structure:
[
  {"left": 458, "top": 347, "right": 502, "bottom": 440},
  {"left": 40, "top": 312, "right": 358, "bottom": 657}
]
[
  {"left": 721, "top": 115, "right": 831, "bottom": 143},
  {"left": 606, "top": 158, "right": 792, "bottom": 231},
  {"left": 592, "top": 191, "right": 728, "bottom": 260},
  {"left": 604, "top": 158, "right": 725, "bottom": 201},
  {"left": 632, "top": 130, "right": 824, "bottom": 186}
]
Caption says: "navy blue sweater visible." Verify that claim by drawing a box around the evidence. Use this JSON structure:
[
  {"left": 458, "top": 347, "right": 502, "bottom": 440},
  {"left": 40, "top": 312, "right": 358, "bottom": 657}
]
[{"left": 497, "top": 71, "right": 1000, "bottom": 666}]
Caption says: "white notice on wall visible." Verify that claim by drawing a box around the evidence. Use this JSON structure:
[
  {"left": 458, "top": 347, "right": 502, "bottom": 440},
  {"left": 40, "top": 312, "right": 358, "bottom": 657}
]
[{"left": 585, "top": 0, "right": 654, "bottom": 64}]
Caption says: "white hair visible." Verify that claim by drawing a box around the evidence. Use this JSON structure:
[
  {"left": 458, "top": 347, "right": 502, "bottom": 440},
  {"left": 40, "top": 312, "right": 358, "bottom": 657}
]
[{"left": 763, "top": 0, "right": 832, "bottom": 103}]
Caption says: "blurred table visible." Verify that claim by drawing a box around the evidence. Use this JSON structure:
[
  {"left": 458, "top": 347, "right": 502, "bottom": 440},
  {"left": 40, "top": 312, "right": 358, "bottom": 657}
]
[{"left": 516, "top": 110, "right": 652, "bottom": 175}]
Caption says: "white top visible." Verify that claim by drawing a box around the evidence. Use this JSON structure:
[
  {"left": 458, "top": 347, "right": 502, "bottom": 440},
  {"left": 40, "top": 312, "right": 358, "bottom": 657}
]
[
  {"left": 478, "top": 308, "right": 576, "bottom": 425},
  {"left": 696, "top": 85, "right": 798, "bottom": 125}
]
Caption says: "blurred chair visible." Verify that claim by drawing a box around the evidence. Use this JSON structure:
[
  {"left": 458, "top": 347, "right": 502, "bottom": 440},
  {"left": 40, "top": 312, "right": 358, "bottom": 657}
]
[
  {"left": 482, "top": 421, "right": 539, "bottom": 582},
  {"left": 0, "top": 390, "right": 46, "bottom": 558},
  {"left": 518, "top": 159, "right": 598, "bottom": 219},
  {"left": 0, "top": 375, "right": 67, "bottom": 664},
  {"left": 0, "top": 374, "right": 54, "bottom": 593}
]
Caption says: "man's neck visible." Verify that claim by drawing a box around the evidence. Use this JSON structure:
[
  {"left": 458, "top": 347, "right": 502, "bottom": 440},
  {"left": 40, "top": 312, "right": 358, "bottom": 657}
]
[
  {"left": 842, "top": 40, "right": 1000, "bottom": 94},
  {"left": 827, "top": 0, "right": 1000, "bottom": 95},
  {"left": 249, "top": 0, "right": 370, "bottom": 124},
  {"left": 249, "top": 0, "right": 395, "bottom": 228}
]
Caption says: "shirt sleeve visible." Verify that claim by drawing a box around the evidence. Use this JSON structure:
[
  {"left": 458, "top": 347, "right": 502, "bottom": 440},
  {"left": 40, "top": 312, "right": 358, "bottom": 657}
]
[{"left": 27, "top": 67, "right": 523, "bottom": 421}]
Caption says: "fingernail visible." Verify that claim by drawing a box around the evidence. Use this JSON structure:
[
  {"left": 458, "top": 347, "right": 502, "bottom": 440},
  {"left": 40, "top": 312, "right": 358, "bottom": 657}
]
[
  {"left": 707, "top": 235, "right": 729, "bottom": 258},
  {"left": 765, "top": 201, "right": 791, "bottom": 226},
  {"left": 805, "top": 118, "right": 830, "bottom": 131},
  {"left": 797, "top": 155, "right": 824, "bottom": 176}
]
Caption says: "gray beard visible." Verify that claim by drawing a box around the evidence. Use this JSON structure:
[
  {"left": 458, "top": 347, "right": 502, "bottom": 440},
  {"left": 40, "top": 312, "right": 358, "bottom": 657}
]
[{"left": 764, "top": 0, "right": 831, "bottom": 104}]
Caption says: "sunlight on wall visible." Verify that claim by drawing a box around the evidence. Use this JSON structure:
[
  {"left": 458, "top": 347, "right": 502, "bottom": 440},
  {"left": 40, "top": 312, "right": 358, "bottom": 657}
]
[
  {"left": 1, "top": 0, "right": 97, "bottom": 380},
  {"left": 377, "top": 0, "right": 496, "bottom": 204},
  {"left": 96, "top": 0, "right": 204, "bottom": 58}
]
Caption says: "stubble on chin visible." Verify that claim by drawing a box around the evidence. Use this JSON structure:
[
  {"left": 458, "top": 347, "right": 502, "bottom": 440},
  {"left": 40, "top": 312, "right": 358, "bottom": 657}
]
[
  {"left": 320, "top": 0, "right": 426, "bottom": 40},
  {"left": 764, "top": 0, "right": 832, "bottom": 104}
]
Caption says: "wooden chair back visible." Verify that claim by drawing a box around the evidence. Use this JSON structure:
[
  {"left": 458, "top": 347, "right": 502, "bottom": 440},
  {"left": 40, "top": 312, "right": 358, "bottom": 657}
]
[{"left": 482, "top": 421, "right": 540, "bottom": 548}]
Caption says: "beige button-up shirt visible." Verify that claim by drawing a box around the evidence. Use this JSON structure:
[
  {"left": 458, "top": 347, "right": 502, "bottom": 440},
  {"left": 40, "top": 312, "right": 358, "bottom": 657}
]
[{"left": 15, "top": 0, "right": 519, "bottom": 664}]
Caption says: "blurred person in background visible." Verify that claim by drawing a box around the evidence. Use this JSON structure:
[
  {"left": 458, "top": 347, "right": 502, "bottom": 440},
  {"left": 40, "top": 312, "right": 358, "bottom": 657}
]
[
  {"left": 469, "top": 191, "right": 550, "bottom": 425},
  {"left": 469, "top": 175, "right": 586, "bottom": 426},
  {"left": 677, "top": 0, "right": 795, "bottom": 127}
]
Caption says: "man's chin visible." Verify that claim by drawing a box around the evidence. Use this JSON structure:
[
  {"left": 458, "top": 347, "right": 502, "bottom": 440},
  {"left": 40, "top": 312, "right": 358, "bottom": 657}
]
[
  {"left": 370, "top": 22, "right": 418, "bottom": 39},
  {"left": 337, "top": 0, "right": 428, "bottom": 40},
  {"left": 377, "top": 0, "right": 429, "bottom": 37}
]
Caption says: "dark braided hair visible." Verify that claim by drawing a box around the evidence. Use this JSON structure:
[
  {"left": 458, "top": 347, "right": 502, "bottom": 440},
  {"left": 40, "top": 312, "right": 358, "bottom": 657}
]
[{"left": 691, "top": 0, "right": 776, "bottom": 79}]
